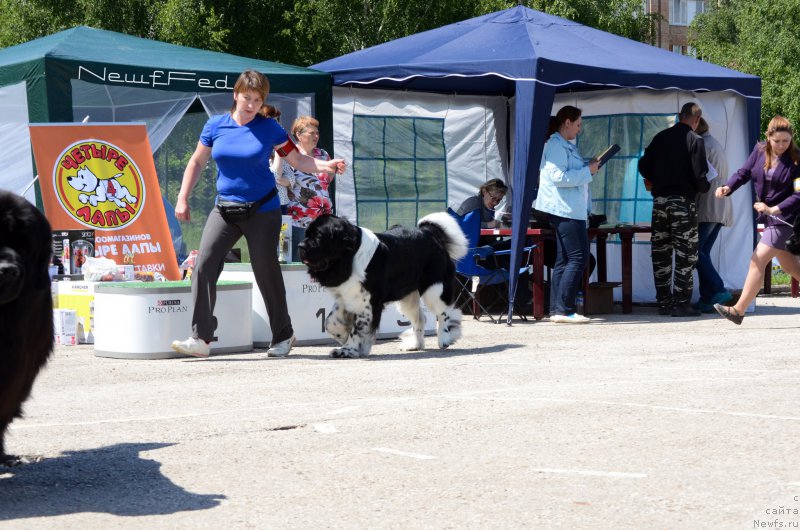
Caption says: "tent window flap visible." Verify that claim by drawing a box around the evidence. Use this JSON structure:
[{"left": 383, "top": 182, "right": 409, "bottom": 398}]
[
  {"left": 578, "top": 113, "right": 677, "bottom": 226},
  {"left": 353, "top": 115, "right": 446, "bottom": 231}
]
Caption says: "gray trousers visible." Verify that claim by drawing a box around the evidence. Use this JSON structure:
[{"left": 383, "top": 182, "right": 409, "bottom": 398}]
[{"left": 191, "top": 207, "right": 293, "bottom": 345}]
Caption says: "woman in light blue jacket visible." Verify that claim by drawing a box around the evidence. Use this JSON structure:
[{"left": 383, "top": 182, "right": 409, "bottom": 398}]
[{"left": 534, "top": 105, "right": 599, "bottom": 323}]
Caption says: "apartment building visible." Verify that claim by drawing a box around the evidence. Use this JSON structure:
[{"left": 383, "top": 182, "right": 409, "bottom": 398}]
[{"left": 644, "top": 0, "right": 706, "bottom": 54}]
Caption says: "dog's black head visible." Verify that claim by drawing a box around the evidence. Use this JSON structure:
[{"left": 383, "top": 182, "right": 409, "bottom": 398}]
[
  {"left": 787, "top": 216, "right": 800, "bottom": 256},
  {"left": 0, "top": 191, "right": 52, "bottom": 304},
  {"left": 298, "top": 215, "right": 361, "bottom": 287}
]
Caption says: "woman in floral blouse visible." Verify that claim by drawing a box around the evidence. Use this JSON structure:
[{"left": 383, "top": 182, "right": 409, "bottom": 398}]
[{"left": 282, "top": 116, "right": 335, "bottom": 229}]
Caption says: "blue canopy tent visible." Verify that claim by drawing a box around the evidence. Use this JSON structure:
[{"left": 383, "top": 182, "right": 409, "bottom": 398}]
[{"left": 314, "top": 6, "right": 761, "bottom": 322}]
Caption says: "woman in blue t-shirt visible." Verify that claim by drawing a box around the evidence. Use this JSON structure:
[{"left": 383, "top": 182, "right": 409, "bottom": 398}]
[{"left": 171, "top": 69, "right": 345, "bottom": 359}]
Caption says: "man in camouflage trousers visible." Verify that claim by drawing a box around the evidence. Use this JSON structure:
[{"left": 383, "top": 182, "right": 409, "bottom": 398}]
[{"left": 638, "top": 102, "right": 711, "bottom": 317}]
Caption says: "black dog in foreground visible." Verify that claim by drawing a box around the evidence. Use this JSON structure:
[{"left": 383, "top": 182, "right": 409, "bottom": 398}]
[
  {"left": 0, "top": 190, "right": 53, "bottom": 465},
  {"left": 298, "top": 213, "right": 467, "bottom": 358}
]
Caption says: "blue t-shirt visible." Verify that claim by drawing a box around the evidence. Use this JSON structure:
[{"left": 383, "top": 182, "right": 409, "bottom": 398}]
[{"left": 200, "top": 113, "right": 288, "bottom": 212}]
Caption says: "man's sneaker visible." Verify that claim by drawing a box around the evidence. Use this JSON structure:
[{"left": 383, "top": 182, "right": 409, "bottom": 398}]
[
  {"left": 711, "top": 290, "right": 734, "bottom": 306},
  {"left": 267, "top": 335, "right": 295, "bottom": 357},
  {"left": 657, "top": 304, "right": 673, "bottom": 316},
  {"left": 692, "top": 301, "right": 716, "bottom": 313},
  {"left": 552, "top": 313, "right": 590, "bottom": 324},
  {"left": 171, "top": 337, "right": 210, "bottom": 358}
]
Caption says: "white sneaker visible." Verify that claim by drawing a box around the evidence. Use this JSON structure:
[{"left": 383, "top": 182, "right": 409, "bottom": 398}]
[
  {"left": 552, "top": 313, "right": 590, "bottom": 324},
  {"left": 267, "top": 335, "right": 295, "bottom": 357},
  {"left": 171, "top": 337, "right": 210, "bottom": 358}
]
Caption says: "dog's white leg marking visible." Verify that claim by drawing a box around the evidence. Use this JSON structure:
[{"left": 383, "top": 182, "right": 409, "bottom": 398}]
[
  {"left": 325, "top": 301, "right": 353, "bottom": 345},
  {"left": 330, "top": 285, "right": 373, "bottom": 358},
  {"left": 396, "top": 292, "right": 425, "bottom": 351},
  {"left": 423, "top": 283, "right": 462, "bottom": 349}
]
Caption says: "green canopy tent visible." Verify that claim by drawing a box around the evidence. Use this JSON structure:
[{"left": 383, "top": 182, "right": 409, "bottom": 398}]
[{"left": 0, "top": 26, "right": 332, "bottom": 257}]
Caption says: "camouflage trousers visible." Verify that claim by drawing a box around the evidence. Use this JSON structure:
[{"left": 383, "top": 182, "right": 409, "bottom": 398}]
[{"left": 651, "top": 195, "right": 698, "bottom": 307}]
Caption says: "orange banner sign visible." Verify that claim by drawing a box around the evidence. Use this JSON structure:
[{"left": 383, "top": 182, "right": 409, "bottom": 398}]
[{"left": 30, "top": 123, "right": 180, "bottom": 280}]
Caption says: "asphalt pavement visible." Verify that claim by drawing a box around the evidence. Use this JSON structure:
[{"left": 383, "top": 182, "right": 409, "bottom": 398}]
[{"left": 2, "top": 294, "right": 800, "bottom": 529}]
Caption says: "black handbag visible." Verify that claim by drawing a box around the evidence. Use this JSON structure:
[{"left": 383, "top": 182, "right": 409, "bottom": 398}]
[{"left": 216, "top": 188, "right": 278, "bottom": 223}]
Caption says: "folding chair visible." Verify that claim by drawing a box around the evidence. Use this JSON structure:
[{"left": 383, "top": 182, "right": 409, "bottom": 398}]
[{"left": 447, "top": 208, "right": 535, "bottom": 323}]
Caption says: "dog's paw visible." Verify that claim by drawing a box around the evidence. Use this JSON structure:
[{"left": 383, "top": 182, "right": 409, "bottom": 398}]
[
  {"left": 438, "top": 309, "right": 463, "bottom": 349},
  {"left": 1, "top": 453, "right": 44, "bottom": 467},
  {"left": 78, "top": 194, "right": 89, "bottom": 204},
  {"left": 330, "top": 346, "right": 364, "bottom": 358},
  {"left": 399, "top": 328, "right": 424, "bottom": 351},
  {"left": 438, "top": 330, "right": 457, "bottom": 349}
]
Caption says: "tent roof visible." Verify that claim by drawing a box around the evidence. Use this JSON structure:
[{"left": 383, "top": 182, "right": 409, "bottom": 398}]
[
  {"left": 313, "top": 6, "right": 760, "bottom": 97},
  {"left": 0, "top": 25, "right": 326, "bottom": 79}
]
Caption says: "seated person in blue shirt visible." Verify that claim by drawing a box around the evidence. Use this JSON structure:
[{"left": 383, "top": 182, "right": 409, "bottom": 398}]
[{"left": 456, "top": 178, "right": 508, "bottom": 228}]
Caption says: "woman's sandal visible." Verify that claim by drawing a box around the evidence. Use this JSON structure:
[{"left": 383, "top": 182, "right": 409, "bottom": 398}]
[{"left": 714, "top": 303, "right": 743, "bottom": 325}]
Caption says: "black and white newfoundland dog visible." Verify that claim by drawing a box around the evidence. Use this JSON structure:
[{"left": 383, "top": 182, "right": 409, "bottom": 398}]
[
  {"left": 0, "top": 190, "right": 54, "bottom": 465},
  {"left": 298, "top": 213, "right": 468, "bottom": 358}
]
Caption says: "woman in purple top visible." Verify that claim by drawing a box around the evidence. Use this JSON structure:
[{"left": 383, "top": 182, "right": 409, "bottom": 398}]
[
  {"left": 714, "top": 115, "right": 800, "bottom": 324},
  {"left": 171, "top": 70, "right": 345, "bottom": 357}
]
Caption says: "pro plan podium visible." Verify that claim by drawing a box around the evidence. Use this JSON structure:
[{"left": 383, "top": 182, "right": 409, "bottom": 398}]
[{"left": 93, "top": 281, "right": 253, "bottom": 359}]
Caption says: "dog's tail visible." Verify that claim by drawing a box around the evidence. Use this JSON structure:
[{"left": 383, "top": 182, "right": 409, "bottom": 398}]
[{"left": 418, "top": 212, "right": 468, "bottom": 261}]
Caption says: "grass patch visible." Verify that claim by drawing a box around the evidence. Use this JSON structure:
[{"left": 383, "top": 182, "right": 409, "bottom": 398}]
[{"left": 772, "top": 270, "right": 792, "bottom": 286}]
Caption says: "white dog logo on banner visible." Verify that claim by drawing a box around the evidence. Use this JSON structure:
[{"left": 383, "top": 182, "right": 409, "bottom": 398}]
[{"left": 66, "top": 167, "right": 138, "bottom": 208}]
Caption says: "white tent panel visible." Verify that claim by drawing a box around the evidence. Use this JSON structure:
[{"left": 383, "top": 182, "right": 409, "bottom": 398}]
[
  {"left": 332, "top": 86, "right": 754, "bottom": 304},
  {"left": 332, "top": 87, "right": 508, "bottom": 222},
  {"left": 0, "top": 81, "right": 34, "bottom": 203}
]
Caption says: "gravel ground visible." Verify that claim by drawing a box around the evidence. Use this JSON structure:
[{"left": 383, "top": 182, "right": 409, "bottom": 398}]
[{"left": 2, "top": 295, "right": 800, "bottom": 529}]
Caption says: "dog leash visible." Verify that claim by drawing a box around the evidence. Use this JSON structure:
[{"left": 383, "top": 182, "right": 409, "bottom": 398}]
[{"left": 768, "top": 214, "right": 794, "bottom": 227}]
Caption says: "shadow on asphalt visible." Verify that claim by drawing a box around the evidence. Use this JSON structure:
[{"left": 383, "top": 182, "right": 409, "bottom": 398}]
[
  {"left": 0, "top": 442, "right": 223, "bottom": 520},
  {"left": 191, "top": 342, "right": 524, "bottom": 362}
]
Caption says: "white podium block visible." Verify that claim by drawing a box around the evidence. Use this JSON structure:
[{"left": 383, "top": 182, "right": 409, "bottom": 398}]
[
  {"left": 221, "top": 263, "right": 437, "bottom": 346},
  {"left": 93, "top": 281, "right": 253, "bottom": 359}
]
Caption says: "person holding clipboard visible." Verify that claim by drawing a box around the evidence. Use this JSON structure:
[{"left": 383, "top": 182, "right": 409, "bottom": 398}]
[
  {"left": 534, "top": 105, "right": 599, "bottom": 323},
  {"left": 594, "top": 144, "right": 620, "bottom": 169}
]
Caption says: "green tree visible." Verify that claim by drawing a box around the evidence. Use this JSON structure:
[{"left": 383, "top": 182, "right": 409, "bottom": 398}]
[
  {"left": 690, "top": 0, "right": 800, "bottom": 132},
  {"left": 0, "top": 0, "right": 161, "bottom": 46},
  {"left": 1, "top": 0, "right": 657, "bottom": 66},
  {"left": 282, "top": 0, "right": 480, "bottom": 66},
  {"left": 0, "top": 0, "right": 293, "bottom": 60},
  {"left": 285, "top": 0, "right": 658, "bottom": 66}
]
